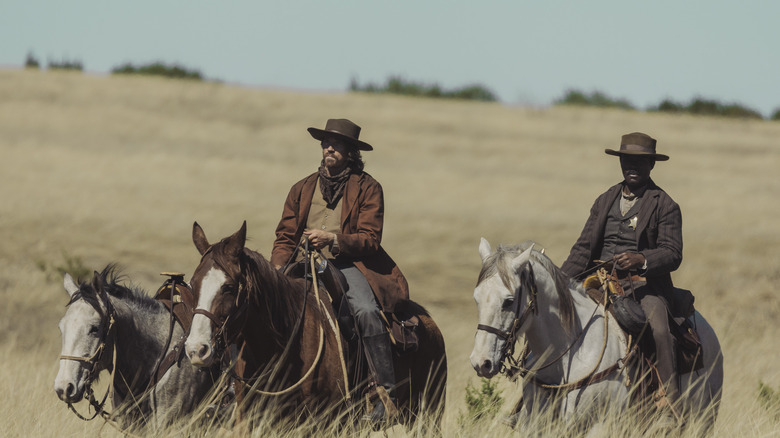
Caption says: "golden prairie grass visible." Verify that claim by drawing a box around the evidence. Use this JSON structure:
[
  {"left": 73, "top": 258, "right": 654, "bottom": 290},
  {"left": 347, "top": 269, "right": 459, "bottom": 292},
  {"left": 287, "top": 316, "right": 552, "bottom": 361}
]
[{"left": 1, "top": 69, "right": 779, "bottom": 436}]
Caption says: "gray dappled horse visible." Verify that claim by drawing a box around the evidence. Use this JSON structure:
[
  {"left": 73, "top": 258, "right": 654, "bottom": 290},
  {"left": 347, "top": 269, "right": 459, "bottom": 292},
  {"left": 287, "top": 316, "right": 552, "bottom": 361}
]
[
  {"left": 54, "top": 266, "right": 215, "bottom": 429},
  {"left": 470, "top": 239, "right": 723, "bottom": 432}
]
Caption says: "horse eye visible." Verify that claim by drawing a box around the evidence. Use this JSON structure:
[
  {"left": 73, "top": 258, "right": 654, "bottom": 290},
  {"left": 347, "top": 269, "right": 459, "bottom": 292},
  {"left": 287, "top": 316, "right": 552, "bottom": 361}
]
[
  {"left": 502, "top": 298, "right": 514, "bottom": 310},
  {"left": 88, "top": 325, "right": 100, "bottom": 335},
  {"left": 221, "top": 285, "right": 236, "bottom": 294}
]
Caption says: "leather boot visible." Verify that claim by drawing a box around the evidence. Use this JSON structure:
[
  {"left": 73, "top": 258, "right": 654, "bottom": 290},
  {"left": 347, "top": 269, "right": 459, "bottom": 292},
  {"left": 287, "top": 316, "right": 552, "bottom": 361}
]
[
  {"left": 361, "top": 332, "right": 398, "bottom": 426},
  {"left": 655, "top": 337, "right": 682, "bottom": 430}
]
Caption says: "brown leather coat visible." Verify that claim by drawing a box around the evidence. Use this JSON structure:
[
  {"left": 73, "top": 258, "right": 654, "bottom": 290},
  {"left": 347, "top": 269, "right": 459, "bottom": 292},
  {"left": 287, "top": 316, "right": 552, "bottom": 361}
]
[{"left": 271, "top": 171, "right": 409, "bottom": 312}]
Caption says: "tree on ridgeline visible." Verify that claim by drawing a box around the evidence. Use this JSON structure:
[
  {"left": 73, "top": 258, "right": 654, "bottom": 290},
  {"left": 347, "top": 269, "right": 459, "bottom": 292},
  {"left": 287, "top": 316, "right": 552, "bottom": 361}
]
[
  {"left": 25, "top": 51, "right": 40, "bottom": 69},
  {"left": 649, "top": 97, "right": 763, "bottom": 120},
  {"left": 349, "top": 75, "right": 498, "bottom": 102},
  {"left": 47, "top": 57, "right": 83, "bottom": 71},
  {"left": 554, "top": 89, "right": 635, "bottom": 110},
  {"left": 111, "top": 62, "right": 203, "bottom": 80}
]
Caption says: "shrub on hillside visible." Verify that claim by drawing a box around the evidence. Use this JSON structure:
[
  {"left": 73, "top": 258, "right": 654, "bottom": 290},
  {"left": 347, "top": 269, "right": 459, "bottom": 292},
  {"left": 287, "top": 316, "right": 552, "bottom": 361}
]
[
  {"left": 111, "top": 62, "right": 203, "bottom": 80},
  {"left": 459, "top": 378, "right": 504, "bottom": 424},
  {"left": 36, "top": 251, "right": 91, "bottom": 282},
  {"left": 758, "top": 381, "right": 780, "bottom": 421},
  {"left": 48, "top": 57, "right": 83, "bottom": 71},
  {"left": 25, "top": 51, "right": 40, "bottom": 69},
  {"left": 349, "top": 76, "right": 498, "bottom": 102},
  {"left": 650, "top": 97, "right": 763, "bottom": 120},
  {"left": 554, "top": 89, "right": 635, "bottom": 110},
  {"left": 770, "top": 108, "right": 780, "bottom": 121}
]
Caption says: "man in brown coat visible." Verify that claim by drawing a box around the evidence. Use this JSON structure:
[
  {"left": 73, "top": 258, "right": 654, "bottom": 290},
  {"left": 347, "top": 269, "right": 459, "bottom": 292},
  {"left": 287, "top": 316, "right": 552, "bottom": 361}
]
[
  {"left": 561, "top": 132, "right": 683, "bottom": 412},
  {"left": 271, "top": 118, "right": 408, "bottom": 424}
]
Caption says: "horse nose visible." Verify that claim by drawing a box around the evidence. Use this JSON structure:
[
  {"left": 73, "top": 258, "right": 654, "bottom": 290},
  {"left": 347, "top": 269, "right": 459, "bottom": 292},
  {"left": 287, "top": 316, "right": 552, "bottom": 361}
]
[
  {"left": 186, "top": 342, "right": 212, "bottom": 367},
  {"left": 196, "top": 344, "right": 210, "bottom": 359},
  {"left": 55, "top": 382, "right": 75, "bottom": 402},
  {"left": 480, "top": 360, "right": 493, "bottom": 376}
]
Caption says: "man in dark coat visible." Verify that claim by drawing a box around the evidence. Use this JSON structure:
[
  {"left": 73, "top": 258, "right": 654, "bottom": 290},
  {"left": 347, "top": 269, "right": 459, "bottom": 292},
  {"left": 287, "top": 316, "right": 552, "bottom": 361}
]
[
  {"left": 561, "top": 132, "right": 683, "bottom": 410},
  {"left": 271, "top": 118, "right": 408, "bottom": 424}
]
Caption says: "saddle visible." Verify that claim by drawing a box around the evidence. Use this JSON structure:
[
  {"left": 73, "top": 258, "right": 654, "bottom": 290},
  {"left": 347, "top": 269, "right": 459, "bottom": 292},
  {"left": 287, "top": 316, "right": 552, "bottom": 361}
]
[
  {"left": 154, "top": 272, "right": 198, "bottom": 332},
  {"left": 583, "top": 268, "right": 704, "bottom": 374},
  {"left": 152, "top": 272, "right": 199, "bottom": 383},
  {"left": 285, "top": 258, "right": 419, "bottom": 354}
]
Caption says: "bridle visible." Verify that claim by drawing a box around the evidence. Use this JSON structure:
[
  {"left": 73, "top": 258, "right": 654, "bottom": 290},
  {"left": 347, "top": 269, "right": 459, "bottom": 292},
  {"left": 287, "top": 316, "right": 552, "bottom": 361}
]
[
  {"left": 191, "top": 239, "right": 337, "bottom": 398},
  {"left": 476, "top": 259, "right": 636, "bottom": 391},
  {"left": 59, "top": 290, "right": 117, "bottom": 421},
  {"left": 476, "top": 265, "right": 539, "bottom": 374},
  {"left": 192, "top": 248, "right": 248, "bottom": 361}
]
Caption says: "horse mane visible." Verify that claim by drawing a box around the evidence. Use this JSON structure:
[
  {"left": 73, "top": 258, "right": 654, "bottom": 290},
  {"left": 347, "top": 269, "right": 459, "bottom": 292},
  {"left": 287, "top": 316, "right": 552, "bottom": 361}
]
[
  {"left": 478, "top": 241, "right": 576, "bottom": 334},
  {"left": 68, "top": 264, "right": 160, "bottom": 314},
  {"left": 239, "top": 248, "right": 310, "bottom": 345}
]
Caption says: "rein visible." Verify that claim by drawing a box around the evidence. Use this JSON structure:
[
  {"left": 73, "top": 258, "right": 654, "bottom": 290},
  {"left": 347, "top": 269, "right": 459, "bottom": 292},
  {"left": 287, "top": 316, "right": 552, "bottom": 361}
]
[
  {"left": 478, "top": 259, "right": 634, "bottom": 392},
  {"left": 240, "top": 251, "right": 328, "bottom": 397},
  {"left": 200, "top": 239, "right": 337, "bottom": 398}
]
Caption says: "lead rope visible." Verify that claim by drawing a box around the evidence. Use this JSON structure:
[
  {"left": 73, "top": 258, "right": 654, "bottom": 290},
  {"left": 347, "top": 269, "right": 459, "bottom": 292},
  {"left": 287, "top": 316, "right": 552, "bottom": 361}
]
[
  {"left": 243, "top": 245, "right": 326, "bottom": 397},
  {"left": 308, "top": 252, "right": 351, "bottom": 401},
  {"left": 535, "top": 288, "right": 611, "bottom": 390}
]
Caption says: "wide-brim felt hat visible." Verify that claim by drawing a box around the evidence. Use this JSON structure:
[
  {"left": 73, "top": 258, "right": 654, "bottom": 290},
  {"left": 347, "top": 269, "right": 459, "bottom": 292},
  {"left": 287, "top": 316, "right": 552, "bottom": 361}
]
[
  {"left": 605, "top": 132, "right": 669, "bottom": 161},
  {"left": 308, "top": 118, "right": 373, "bottom": 151}
]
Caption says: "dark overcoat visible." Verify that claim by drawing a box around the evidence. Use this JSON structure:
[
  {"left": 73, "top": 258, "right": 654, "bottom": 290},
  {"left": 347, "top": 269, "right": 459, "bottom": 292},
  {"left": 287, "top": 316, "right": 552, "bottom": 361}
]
[
  {"left": 270, "top": 171, "right": 410, "bottom": 312},
  {"left": 561, "top": 180, "right": 683, "bottom": 302}
]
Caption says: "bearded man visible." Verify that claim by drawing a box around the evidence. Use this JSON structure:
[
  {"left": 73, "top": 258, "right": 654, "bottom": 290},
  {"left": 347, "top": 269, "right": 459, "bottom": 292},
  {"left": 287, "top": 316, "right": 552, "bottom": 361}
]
[{"left": 271, "top": 118, "right": 408, "bottom": 425}]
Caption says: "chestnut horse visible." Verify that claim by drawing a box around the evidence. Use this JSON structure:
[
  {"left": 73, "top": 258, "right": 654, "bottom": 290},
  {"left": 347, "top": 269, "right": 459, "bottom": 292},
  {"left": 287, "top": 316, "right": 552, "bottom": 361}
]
[{"left": 184, "top": 221, "right": 446, "bottom": 426}]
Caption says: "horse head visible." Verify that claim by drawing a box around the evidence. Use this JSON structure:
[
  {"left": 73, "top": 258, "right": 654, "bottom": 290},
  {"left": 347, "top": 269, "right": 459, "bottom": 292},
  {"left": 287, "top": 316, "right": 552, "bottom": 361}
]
[
  {"left": 470, "top": 238, "right": 535, "bottom": 378},
  {"left": 54, "top": 270, "right": 115, "bottom": 403},
  {"left": 185, "top": 221, "right": 248, "bottom": 367}
]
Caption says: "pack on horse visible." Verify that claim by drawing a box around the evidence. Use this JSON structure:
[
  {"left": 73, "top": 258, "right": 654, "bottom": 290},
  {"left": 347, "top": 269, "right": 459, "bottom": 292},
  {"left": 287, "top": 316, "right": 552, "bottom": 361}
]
[
  {"left": 184, "top": 222, "right": 447, "bottom": 427},
  {"left": 470, "top": 240, "right": 723, "bottom": 433},
  {"left": 54, "top": 266, "right": 217, "bottom": 430}
]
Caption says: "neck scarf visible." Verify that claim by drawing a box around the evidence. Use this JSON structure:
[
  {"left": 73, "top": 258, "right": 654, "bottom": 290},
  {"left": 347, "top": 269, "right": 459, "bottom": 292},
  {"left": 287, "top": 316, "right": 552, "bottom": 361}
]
[{"left": 318, "top": 164, "right": 351, "bottom": 205}]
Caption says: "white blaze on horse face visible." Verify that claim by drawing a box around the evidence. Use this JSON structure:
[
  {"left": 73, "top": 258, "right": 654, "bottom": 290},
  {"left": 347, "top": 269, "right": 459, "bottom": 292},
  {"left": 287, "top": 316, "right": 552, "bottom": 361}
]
[
  {"left": 54, "top": 299, "right": 102, "bottom": 402},
  {"left": 186, "top": 267, "right": 227, "bottom": 367}
]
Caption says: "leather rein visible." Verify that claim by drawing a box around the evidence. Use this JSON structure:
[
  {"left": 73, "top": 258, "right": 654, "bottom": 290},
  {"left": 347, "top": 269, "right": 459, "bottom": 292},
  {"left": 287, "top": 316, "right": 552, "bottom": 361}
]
[
  {"left": 477, "top": 262, "right": 636, "bottom": 392},
  {"left": 193, "top": 239, "right": 331, "bottom": 397}
]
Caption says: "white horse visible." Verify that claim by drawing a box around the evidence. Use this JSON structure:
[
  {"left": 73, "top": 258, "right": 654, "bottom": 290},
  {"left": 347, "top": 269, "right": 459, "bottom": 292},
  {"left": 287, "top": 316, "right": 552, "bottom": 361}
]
[
  {"left": 54, "top": 266, "right": 216, "bottom": 430},
  {"left": 470, "top": 239, "right": 723, "bottom": 431}
]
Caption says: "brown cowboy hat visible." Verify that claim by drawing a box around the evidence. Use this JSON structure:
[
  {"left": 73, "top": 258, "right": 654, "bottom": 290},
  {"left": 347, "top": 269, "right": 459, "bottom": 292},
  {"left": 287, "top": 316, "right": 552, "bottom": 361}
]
[
  {"left": 307, "top": 118, "right": 373, "bottom": 151},
  {"left": 605, "top": 132, "right": 669, "bottom": 161}
]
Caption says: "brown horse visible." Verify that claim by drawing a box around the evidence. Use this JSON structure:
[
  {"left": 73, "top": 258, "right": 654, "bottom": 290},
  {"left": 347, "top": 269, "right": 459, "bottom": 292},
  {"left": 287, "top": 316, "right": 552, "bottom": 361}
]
[{"left": 184, "top": 221, "right": 446, "bottom": 426}]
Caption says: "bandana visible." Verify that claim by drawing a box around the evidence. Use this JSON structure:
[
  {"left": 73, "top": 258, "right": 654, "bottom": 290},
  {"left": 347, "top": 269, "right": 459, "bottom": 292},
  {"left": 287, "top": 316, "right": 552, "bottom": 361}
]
[{"left": 318, "top": 164, "right": 351, "bottom": 205}]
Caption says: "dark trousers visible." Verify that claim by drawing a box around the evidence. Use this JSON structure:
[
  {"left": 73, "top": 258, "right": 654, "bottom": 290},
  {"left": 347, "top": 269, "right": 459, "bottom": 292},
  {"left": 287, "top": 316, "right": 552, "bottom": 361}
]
[
  {"left": 332, "top": 261, "right": 385, "bottom": 337},
  {"left": 332, "top": 260, "right": 396, "bottom": 394},
  {"left": 639, "top": 293, "right": 679, "bottom": 399}
]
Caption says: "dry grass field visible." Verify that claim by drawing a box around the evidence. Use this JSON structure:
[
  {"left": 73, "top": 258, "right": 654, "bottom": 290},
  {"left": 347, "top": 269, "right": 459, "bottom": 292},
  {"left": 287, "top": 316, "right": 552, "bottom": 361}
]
[{"left": 1, "top": 69, "right": 778, "bottom": 437}]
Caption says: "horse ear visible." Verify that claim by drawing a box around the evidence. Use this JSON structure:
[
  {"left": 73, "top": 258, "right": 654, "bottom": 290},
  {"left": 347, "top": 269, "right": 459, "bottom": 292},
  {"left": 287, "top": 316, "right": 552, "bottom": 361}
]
[
  {"left": 478, "top": 237, "right": 492, "bottom": 262},
  {"left": 192, "top": 221, "right": 210, "bottom": 256},
  {"left": 64, "top": 273, "right": 79, "bottom": 297},
  {"left": 226, "top": 221, "right": 247, "bottom": 258},
  {"left": 511, "top": 244, "right": 534, "bottom": 272},
  {"left": 91, "top": 270, "right": 104, "bottom": 294}
]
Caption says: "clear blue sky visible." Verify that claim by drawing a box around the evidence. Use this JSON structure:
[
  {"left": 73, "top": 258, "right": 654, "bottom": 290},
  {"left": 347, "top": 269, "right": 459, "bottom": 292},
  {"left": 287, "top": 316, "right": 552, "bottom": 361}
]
[{"left": 2, "top": 1, "right": 778, "bottom": 116}]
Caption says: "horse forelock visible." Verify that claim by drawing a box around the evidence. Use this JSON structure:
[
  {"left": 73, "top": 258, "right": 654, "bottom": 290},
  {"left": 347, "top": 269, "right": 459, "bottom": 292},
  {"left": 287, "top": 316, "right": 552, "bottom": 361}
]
[{"left": 477, "top": 242, "right": 576, "bottom": 334}]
